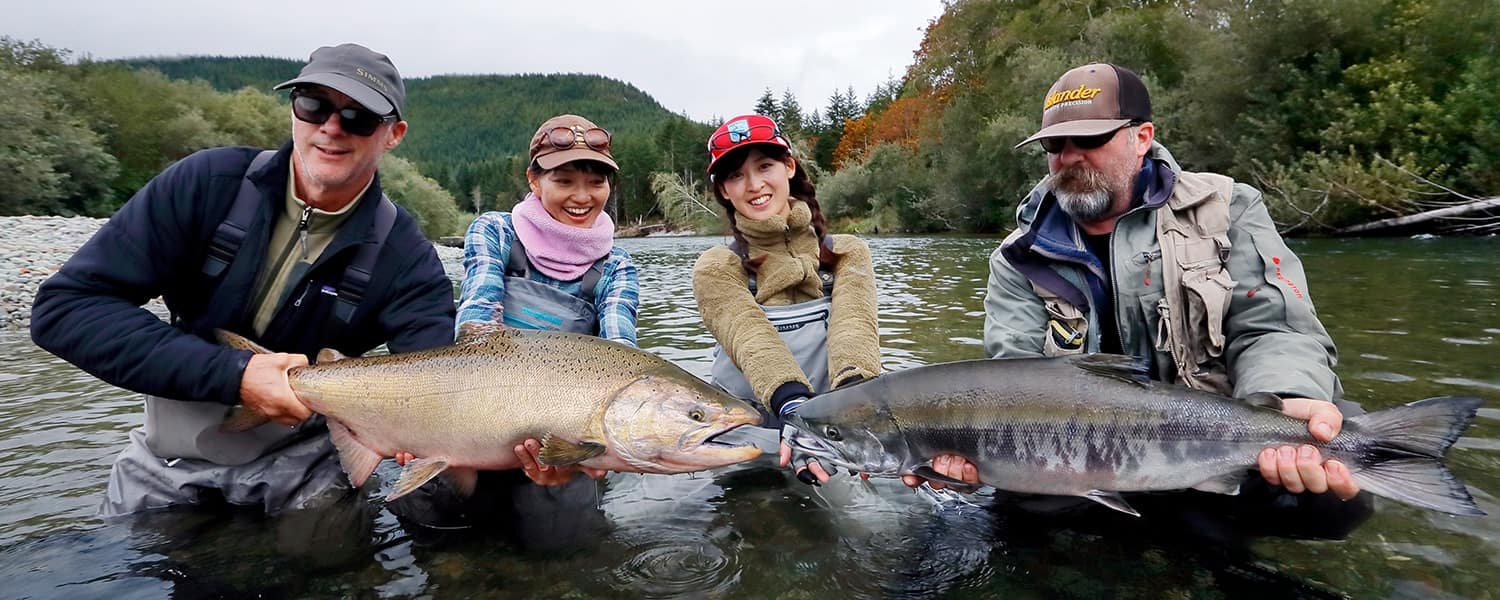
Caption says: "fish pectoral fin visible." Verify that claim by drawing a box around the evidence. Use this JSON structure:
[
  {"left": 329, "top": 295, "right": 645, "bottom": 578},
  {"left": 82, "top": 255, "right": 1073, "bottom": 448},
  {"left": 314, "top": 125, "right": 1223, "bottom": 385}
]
[
  {"left": 219, "top": 406, "right": 271, "bottom": 433},
  {"left": 538, "top": 434, "right": 607, "bottom": 466},
  {"left": 316, "top": 348, "right": 349, "bottom": 364},
  {"left": 1083, "top": 490, "right": 1141, "bottom": 516},
  {"left": 911, "top": 465, "right": 979, "bottom": 493},
  {"left": 327, "top": 418, "right": 382, "bottom": 487},
  {"left": 387, "top": 458, "right": 450, "bottom": 502},
  {"left": 1190, "top": 472, "right": 1245, "bottom": 495}
]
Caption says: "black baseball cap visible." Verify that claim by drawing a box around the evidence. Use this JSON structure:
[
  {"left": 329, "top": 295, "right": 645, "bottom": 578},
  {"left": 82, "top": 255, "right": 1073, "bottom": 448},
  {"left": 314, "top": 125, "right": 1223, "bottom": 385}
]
[{"left": 274, "top": 43, "right": 405, "bottom": 119}]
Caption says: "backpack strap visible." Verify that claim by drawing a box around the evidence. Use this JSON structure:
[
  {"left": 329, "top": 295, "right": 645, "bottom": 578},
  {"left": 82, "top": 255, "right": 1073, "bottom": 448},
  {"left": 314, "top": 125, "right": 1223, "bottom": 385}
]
[
  {"left": 506, "top": 233, "right": 608, "bottom": 305},
  {"left": 201, "top": 150, "right": 277, "bottom": 278},
  {"left": 332, "top": 195, "right": 397, "bottom": 324}
]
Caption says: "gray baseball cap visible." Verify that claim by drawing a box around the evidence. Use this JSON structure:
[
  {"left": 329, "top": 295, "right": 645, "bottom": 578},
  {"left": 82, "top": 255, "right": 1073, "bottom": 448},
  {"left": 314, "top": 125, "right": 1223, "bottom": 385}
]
[{"left": 274, "top": 43, "right": 405, "bottom": 118}]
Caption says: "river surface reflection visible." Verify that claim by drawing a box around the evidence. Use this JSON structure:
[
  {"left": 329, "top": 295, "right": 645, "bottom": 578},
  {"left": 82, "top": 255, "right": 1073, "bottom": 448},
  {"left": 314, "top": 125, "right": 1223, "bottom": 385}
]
[{"left": 1, "top": 235, "right": 1496, "bottom": 598}]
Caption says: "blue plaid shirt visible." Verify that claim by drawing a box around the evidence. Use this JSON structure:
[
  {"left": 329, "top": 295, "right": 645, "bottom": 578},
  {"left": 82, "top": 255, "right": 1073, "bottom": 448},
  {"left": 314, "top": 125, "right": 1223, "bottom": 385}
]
[{"left": 456, "top": 212, "right": 639, "bottom": 346}]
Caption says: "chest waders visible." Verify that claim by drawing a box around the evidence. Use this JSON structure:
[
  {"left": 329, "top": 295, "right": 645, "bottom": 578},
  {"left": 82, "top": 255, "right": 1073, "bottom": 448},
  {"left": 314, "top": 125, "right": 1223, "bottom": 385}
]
[
  {"left": 105, "top": 151, "right": 396, "bottom": 516},
  {"left": 709, "top": 257, "right": 838, "bottom": 400},
  {"left": 497, "top": 235, "right": 606, "bottom": 335}
]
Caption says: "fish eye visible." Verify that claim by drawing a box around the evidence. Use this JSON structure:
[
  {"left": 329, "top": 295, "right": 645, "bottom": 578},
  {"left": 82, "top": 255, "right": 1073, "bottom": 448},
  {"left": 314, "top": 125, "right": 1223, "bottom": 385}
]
[
  {"left": 689, "top": 409, "right": 705, "bottom": 422},
  {"left": 823, "top": 426, "right": 841, "bottom": 441}
]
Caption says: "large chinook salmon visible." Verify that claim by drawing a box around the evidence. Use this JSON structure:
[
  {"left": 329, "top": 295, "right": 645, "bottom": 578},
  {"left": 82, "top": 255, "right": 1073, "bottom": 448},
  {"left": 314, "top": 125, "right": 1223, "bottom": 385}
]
[
  {"left": 218, "top": 324, "right": 763, "bottom": 501},
  {"left": 784, "top": 354, "right": 1485, "bottom": 516}
]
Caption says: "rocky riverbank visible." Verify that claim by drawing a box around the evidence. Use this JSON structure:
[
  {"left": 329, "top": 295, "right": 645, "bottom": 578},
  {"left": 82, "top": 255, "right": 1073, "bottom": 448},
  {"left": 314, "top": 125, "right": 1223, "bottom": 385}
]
[{"left": 0, "top": 216, "right": 464, "bottom": 332}]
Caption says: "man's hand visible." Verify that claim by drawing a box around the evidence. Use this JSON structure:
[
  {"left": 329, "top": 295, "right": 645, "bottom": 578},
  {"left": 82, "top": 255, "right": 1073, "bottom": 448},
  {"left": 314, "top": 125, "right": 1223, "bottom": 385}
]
[
  {"left": 515, "top": 438, "right": 607, "bottom": 486},
  {"left": 240, "top": 352, "right": 311, "bottom": 426},
  {"left": 902, "top": 454, "right": 979, "bottom": 490},
  {"left": 1257, "top": 397, "right": 1360, "bottom": 499}
]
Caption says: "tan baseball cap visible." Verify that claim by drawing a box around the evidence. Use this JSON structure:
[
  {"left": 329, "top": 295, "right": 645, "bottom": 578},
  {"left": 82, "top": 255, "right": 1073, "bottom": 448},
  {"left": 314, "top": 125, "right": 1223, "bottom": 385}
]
[
  {"left": 528, "top": 114, "right": 618, "bottom": 171},
  {"left": 1015, "top": 63, "right": 1152, "bottom": 149}
]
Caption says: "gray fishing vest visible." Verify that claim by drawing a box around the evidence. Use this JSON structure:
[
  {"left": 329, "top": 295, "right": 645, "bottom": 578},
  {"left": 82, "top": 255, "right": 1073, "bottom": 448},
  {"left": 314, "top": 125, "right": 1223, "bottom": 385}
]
[
  {"left": 709, "top": 243, "right": 838, "bottom": 399},
  {"left": 141, "top": 150, "right": 396, "bottom": 465},
  {"left": 498, "top": 234, "right": 606, "bottom": 335}
]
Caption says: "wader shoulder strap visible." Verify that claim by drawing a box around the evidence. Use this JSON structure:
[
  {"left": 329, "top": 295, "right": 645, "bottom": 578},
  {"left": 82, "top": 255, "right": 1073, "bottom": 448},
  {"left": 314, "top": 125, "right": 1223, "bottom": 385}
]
[
  {"left": 332, "top": 195, "right": 397, "bottom": 324},
  {"left": 1154, "top": 171, "right": 1236, "bottom": 393},
  {"left": 201, "top": 150, "right": 278, "bottom": 278},
  {"left": 729, "top": 236, "right": 837, "bottom": 295},
  {"left": 506, "top": 235, "right": 607, "bottom": 304}
]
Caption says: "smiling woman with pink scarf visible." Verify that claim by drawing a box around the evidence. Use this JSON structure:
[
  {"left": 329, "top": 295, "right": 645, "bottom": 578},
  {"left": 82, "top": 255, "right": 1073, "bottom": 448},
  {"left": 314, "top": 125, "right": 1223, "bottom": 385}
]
[{"left": 452, "top": 114, "right": 640, "bottom": 487}]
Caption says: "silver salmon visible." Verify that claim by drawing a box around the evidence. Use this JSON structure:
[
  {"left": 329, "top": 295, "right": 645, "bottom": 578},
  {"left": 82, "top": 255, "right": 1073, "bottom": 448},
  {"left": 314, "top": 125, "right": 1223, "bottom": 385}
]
[
  {"left": 784, "top": 354, "right": 1484, "bottom": 516},
  {"left": 219, "top": 323, "right": 762, "bottom": 501}
]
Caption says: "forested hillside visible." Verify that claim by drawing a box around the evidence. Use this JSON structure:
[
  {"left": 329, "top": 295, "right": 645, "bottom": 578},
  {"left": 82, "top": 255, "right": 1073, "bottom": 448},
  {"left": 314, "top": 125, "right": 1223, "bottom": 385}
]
[
  {"left": 113, "top": 56, "right": 705, "bottom": 221},
  {"left": 9, "top": 1, "right": 1496, "bottom": 237}
]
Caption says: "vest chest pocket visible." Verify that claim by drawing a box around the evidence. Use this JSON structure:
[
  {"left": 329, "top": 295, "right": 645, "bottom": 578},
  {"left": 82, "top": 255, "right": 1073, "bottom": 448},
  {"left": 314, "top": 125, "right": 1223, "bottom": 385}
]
[
  {"left": 1179, "top": 260, "right": 1236, "bottom": 359},
  {"left": 1042, "top": 299, "right": 1087, "bottom": 357}
]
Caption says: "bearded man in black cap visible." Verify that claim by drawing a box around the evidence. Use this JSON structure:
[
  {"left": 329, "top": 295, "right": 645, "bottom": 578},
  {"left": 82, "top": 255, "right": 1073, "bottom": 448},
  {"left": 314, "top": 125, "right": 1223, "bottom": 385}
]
[
  {"left": 32, "top": 43, "right": 455, "bottom": 516},
  {"left": 907, "top": 63, "right": 1374, "bottom": 539}
]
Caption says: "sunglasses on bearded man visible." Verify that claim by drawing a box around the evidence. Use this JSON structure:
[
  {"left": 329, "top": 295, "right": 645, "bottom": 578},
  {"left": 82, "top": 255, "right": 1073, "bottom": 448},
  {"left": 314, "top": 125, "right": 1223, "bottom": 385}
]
[
  {"left": 290, "top": 90, "right": 398, "bottom": 137},
  {"left": 1039, "top": 121, "right": 1143, "bottom": 154}
]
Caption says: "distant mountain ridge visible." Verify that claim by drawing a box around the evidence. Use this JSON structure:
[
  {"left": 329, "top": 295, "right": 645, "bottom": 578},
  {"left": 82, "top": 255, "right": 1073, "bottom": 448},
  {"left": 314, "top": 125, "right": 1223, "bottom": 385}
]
[{"left": 112, "top": 55, "right": 683, "bottom": 170}]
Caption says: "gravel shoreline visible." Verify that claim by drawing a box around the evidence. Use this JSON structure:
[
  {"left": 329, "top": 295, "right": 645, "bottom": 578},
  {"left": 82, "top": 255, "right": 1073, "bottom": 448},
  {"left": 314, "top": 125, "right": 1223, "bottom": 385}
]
[{"left": 0, "top": 216, "right": 465, "bottom": 332}]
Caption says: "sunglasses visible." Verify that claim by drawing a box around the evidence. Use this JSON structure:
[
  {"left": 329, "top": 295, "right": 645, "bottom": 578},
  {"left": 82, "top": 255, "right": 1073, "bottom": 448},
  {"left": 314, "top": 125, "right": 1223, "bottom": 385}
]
[
  {"left": 542, "top": 126, "right": 612, "bottom": 153},
  {"left": 1039, "top": 123, "right": 1140, "bottom": 154},
  {"left": 709, "top": 124, "right": 784, "bottom": 151},
  {"left": 290, "top": 91, "right": 397, "bottom": 137}
]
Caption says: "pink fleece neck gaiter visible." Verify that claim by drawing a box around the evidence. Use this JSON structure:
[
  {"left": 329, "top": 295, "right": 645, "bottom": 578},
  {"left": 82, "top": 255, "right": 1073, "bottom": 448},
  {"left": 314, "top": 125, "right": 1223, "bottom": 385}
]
[{"left": 510, "top": 193, "right": 615, "bottom": 281}]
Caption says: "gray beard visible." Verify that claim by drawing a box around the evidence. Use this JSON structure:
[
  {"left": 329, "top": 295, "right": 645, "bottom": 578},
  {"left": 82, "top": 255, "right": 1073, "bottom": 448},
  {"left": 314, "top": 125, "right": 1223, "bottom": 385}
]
[{"left": 1054, "top": 188, "right": 1114, "bottom": 223}]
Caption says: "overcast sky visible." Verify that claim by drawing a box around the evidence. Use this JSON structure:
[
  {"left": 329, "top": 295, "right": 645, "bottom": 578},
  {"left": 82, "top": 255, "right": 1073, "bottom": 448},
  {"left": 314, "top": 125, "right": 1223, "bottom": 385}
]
[{"left": 5, "top": 1, "right": 946, "bottom": 122}]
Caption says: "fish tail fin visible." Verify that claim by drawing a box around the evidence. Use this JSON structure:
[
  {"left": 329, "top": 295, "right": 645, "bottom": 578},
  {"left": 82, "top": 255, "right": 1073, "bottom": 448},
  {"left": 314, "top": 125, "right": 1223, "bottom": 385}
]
[
  {"left": 215, "top": 329, "right": 271, "bottom": 354},
  {"left": 1345, "top": 396, "right": 1485, "bottom": 516}
]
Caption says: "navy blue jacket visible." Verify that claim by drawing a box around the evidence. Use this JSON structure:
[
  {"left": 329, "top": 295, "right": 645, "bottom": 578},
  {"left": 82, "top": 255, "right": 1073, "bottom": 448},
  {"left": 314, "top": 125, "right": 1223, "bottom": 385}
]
[{"left": 31, "top": 142, "right": 456, "bottom": 405}]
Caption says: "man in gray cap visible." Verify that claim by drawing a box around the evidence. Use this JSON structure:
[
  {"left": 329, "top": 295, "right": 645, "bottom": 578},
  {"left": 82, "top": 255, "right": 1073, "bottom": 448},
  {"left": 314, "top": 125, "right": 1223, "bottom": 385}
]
[
  {"left": 32, "top": 43, "right": 455, "bottom": 516},
  {"left": 906, "top": 63, "right": 1373, "bottom": 538}
]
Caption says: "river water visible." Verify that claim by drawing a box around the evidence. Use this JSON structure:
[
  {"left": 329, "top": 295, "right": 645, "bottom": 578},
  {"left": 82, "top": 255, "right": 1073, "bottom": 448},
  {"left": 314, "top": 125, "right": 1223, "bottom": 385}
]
[{"left": 2, "top": 235, "right": 1496, "bottom": 599}]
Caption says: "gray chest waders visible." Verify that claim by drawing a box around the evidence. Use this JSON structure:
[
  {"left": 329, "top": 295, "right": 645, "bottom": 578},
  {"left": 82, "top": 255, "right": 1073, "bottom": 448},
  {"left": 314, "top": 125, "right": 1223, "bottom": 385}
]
[
  {"left": 709, "top": 296, "right": 834, "bottom": 400},
  {"left": 113, "top": 150, "right": 394, "bottom": 514},
  {"left": 497, "top": 235, "right": 606, "bottom": 335}
]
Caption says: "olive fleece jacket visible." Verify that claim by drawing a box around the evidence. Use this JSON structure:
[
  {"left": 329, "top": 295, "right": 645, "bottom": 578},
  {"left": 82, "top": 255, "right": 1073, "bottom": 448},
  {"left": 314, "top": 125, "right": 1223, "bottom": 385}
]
[{"left": 692, "top": 200, "right": 881, "bottom": 406}]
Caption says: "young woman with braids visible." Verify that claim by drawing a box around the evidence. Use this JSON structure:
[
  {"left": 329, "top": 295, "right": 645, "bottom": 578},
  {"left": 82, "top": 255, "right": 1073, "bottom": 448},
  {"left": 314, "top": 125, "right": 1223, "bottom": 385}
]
[{"left": 691, "top": 114, "right": 880, "bottom": 485}]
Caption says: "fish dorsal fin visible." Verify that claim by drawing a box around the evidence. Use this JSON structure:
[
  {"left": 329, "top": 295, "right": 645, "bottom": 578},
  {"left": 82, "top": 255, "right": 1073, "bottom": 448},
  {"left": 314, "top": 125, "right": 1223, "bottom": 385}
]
[
  {"left": 538, "top": 433, "right": 607, "bottom": 466},
  {"left": 316, "top": 348, "right": 349, "bottom": 364},
  {"left": 215, "top": 329, "right": 271, "bottom": 354},
  {"left": 1070, "top": 354, "right": 1152, "bottom": 387},
  {"left": 456, "top": 321, "right": 513, "bottom": 345},
  {"left": 1083, "top": 490, "right": 1141, "bottom": 516},
  {"left": 1241, "top": 392, "right": 1284, "bottom": 411},
  {"left": 387, "top": 458, "right": 449, "bottom": 502},
  {"left": 1190, "top": 472, "right": 1245, "bottom": 495}
]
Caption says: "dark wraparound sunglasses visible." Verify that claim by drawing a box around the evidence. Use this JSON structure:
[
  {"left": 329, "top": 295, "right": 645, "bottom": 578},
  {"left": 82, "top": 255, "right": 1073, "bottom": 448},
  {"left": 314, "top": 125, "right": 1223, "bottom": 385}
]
[
  {"left": 290, "top": 91, "right": 397, "bottom": 137},
  {"left": 1039, "top": 122, "right": 1142, "bottom": 154},
  {"left": 543, "top": 126, "right": 612, "bottom": 152}
]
